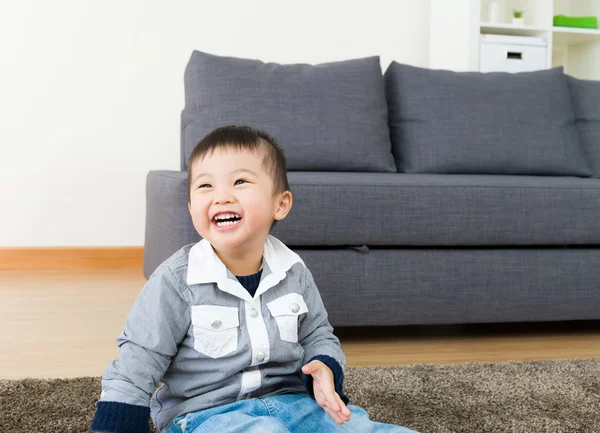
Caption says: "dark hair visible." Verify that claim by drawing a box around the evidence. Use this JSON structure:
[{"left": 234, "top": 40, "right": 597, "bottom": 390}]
[{"left": 187, "top": 124, "right": 290, "bottom": 201}]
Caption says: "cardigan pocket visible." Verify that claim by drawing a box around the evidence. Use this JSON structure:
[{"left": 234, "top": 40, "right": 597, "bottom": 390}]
[
  {"left": 191, "top": 305, "right": 239, "bottom": 358},
  {"left": 267, "top": 293, "right": 308, "bottom": 343}
]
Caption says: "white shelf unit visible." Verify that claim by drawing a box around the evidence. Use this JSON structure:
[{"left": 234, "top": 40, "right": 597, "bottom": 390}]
[
  {"left": 480, "top": 22, "right": 548, "bottom": 36},
  {"left": 477, "top": 0, "right": 600, "bottom": 79},
  {"left": 552, "top": 26, "right": 600, "bottom": 44}
]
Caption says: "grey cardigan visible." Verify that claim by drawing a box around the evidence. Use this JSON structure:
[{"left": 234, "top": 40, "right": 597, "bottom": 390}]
[{"left": 97, "top": 235, "right": 346, "bottom": 433}]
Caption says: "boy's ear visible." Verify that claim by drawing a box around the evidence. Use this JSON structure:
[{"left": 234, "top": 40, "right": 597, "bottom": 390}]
[{"left": 274, "top": 191, "right": 293, "bottom": 221}]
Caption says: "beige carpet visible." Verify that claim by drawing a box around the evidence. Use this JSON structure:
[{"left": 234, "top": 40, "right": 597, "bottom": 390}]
[{"left": 1, "top": 358, "right": 599, "bottom": 433}]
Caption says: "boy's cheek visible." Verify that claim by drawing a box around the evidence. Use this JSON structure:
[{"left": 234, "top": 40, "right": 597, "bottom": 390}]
[{"left": 189, "top": 204, "right": 210, "bottom": 226}]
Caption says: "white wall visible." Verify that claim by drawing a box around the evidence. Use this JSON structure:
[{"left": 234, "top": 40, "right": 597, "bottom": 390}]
[
  {"left": 1, "top": 0, "right": 431, "bottom": 247},
  {"left": 429, "top": 0, "right": 480, "bottom": 71}
]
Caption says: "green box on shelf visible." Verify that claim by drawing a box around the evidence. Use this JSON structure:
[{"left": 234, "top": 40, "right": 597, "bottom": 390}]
[{"left": 553, "top": 15, "right": 598, "bottom": 29}]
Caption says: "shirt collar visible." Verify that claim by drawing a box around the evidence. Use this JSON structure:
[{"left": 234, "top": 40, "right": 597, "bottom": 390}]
[{"left": 186, "top": 235, "right": 304, "bottom": 300}]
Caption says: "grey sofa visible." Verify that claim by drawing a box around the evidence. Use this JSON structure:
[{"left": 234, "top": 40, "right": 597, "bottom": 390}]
[{"left": 144, "top": 50, "right": 600, "bottom": 327}]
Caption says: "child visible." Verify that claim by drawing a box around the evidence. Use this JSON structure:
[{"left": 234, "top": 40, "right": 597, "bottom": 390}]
[{"left": 91, "top": 125, "right": 418, "bottom": 433}]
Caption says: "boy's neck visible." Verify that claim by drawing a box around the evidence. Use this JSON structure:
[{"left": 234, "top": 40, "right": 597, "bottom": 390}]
[{"left": 214, "top": 246, "right": 264, "bottom": 277}]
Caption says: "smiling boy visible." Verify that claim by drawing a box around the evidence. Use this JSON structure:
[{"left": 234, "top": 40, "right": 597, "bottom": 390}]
[{"left": 90, "top": 125, "right": 418, "bottom": 433}]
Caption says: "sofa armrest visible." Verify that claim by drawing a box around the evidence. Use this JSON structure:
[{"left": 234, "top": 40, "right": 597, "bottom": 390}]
[{"left": 144, "top": 170, "right": 199, "bottom": 278}]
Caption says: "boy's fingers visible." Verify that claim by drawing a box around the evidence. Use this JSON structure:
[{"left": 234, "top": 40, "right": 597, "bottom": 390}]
[
  {"left": 324, "top": 406, "right": 346, "bottom": 424},
  {"left": 328, "top": 394, "right": 350, "bottom": 422},
  {"left": 301, "top": 362, "right": 317, "bottom": 375},
  {"left": 318, "top": 394, "right": 340, "bottom": 416},
  {"left": 316, "top": 392, "right": 348, "bottom": 424},
  {"left": 303, "top": 360, "right": 327, "bottom": 376},
  {"left": 315, "top": 386, "right": 337, "bottom": 410},
  {"left": 336, "top": 394, "right": 351, "bottom": 417},
  {"left": 315, "top": 384, "right": 337, "bottom": 406},
  {"left": 315, "top": 387, "right": 350, "bottom": 423}
]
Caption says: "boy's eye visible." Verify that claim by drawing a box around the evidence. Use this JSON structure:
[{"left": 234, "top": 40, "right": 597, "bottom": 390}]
[
  {"left": 234, "top": 179, "right": 246, "bottom": 186},
  {"left": 199, "top": 184, "right": 211, "bottom": 189}
]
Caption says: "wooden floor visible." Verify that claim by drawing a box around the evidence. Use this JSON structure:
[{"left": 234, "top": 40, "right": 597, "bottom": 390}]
[{"left": 1, "top": 269, "right": 599, "bottom": 380}]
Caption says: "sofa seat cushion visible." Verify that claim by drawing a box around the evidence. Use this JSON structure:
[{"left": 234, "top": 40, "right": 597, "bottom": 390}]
[
  {"left": 384, "top": 63, "right": 593, "bottom": 177},
  {"left": 145, "top": 171, "right": 600, "bottom": 252},
  {"left": 181, "top": 50, "right": 396, "bottom": 172},
  {"left": 272, "top": 172, "right": 600, "bottom": 246}
]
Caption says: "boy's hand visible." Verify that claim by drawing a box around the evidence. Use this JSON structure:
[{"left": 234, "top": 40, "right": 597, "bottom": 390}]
[{"left": 302, "top": 360, "right": 351, "bottom": 424}]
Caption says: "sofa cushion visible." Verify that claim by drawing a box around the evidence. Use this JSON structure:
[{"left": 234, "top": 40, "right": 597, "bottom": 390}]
[
  {"left": 145, "top": 171, "right": 600, "bottom": 255},
  {"left": 566, "top": 75, "right": 600, "bottom": 178},
  {"left": 181, "top": 50, "right": 396, "bottom": 172},
  {"left": 273, "top": 172, "right": 600, "bottom": 246},
  {"left": 384, "top": 63, "right": 593, "bottom": 177}
]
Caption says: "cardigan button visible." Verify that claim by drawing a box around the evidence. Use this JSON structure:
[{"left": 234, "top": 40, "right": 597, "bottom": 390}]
[
  {"left": 290, "top": 303, "right": 300, "bottom": 313},
  {"left": 211, "top": 320, "right": 222, "bottom": 329}
]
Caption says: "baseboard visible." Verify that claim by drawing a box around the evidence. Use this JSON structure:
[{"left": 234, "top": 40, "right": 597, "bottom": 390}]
[{"left": 0, "top": 247, "right": 144, "bottom": 270}]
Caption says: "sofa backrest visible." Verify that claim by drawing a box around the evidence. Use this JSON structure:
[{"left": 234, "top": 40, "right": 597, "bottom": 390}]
[
  {"left": 383, "top": 62, "right": 593, "bottom": 177},
  {"left": 180, "top": 50, "right": 396, "bottom": 173},
  {"left": 566, "top": 75, "right": 600, "bottom": 178},
  {"left": 179, "top": 50, "right": 600, "bottom": 179}
]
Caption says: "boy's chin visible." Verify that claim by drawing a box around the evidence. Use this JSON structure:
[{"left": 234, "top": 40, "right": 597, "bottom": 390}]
[
  {"left": 209, "top": 231, "right": 247, "bottom": 247},
  {"left": 210, "top": 230, "right": 268, "bottom": 250}
]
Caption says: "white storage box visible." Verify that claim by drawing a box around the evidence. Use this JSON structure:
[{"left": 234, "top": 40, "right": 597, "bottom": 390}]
[{"left": 480, "top": 34, "right": 547, "bottom": 73}]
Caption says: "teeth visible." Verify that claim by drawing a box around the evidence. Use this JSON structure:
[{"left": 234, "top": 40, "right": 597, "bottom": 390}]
[
  {"left": 214, "top": 213, "right": 240, "bottom": 221},
  {"left": 216, "top": 220, "right": 240, "bottom": 227}
]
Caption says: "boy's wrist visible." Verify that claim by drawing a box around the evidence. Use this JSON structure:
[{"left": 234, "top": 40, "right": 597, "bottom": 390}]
[
  {"left": 302, "top": 355, "right": 350, "bottom": 405},
  {"left": 90, "top": 401, "right": 150, "bottom": 433}
]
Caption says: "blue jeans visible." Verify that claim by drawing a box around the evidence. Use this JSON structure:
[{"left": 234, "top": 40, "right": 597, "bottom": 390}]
[{"left": 165, "top": 393, "right": 419, "bottom": 433}]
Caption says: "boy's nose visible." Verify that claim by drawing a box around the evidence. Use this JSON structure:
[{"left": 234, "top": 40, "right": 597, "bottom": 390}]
[{"left": 214, "top": 190, "right": 235, "bottom": 205}]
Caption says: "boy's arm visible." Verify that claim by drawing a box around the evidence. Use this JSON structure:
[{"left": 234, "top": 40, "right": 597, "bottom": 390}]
[
  {"left": 90, "top": 263, "right": 191, "bottom": 433},
  {"left": 297, "top": 266, "right": 349, "bottom": 404}
]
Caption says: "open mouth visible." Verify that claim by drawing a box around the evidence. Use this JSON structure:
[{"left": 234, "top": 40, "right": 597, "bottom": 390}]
[{"left": 212, "top": 212, "right": 242, "bottom": 229}]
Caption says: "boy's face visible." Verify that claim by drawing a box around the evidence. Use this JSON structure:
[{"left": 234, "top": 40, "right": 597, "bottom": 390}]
[{"left": 188, "top": 147, "right": 292, "bottom": 255}]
